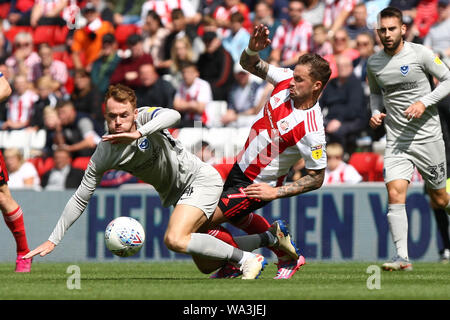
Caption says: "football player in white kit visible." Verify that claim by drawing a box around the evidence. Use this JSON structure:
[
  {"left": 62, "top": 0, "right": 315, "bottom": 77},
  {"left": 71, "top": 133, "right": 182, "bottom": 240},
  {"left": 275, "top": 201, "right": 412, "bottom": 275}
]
[
  {"left": 23, "top": 84, "right": 276, "bottom": 279},
  {"left": 367, "top": 7, "right": 450, "bottom": 271}
]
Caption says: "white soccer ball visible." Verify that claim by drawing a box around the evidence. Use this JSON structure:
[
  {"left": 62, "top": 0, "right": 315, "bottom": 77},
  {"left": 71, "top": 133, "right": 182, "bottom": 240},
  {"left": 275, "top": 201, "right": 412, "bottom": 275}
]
[{"left": 105, "top": 217, "right": 145, "bottom": 257}]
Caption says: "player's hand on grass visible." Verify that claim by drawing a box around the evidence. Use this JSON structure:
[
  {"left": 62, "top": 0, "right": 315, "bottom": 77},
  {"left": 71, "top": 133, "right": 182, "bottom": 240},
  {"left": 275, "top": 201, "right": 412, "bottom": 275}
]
[
  {"left": 369, "top": 112, "right": 386, "bottom": 129},
  {"left": 404, "top": 101, "right": 426, "bottom": 121},
  {"left": 22, "top": 240, "right": 56, "bottom": 259},
  {"left": 102, "top": 131, "right": 142, "bottom": 144},
  {"left": 244, "top": 183, "right": 277, "bottom": 201}
]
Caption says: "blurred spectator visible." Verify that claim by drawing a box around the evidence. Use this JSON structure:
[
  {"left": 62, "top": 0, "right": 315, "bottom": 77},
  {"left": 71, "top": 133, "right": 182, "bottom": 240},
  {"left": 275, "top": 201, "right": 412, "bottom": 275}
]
[
  {"left": 110, "top": 34, "right": 154, "bottom": 89},
  {"left": 90, "top": 33, "right": 121, "bottom": 95},
  {"left": 319, "top": 55, "right": 367, "bottom": 154},
  {"left": 4, "top": 148, "right": 41, "bottom": 190},
  {"left": 142, "top": 10, "right": 170, "bottom": 71},
  {"left": 323, "top": 28, "right": 360, "bottom": 79},
  {"left": 106, "top": 0, "right": 146, "bottom": 25},
  {"left": 323, "top": 142, "right": 362, "bottom": 184},
  {"left": 160, "top": 8, "right": 203, "bottom": 74},
  {"left": 411, "top": 0, "right": 439, "bottom": 39},
  {"left": 403, "top": 13, "right": 424, "bottom": 43},
  {"left": 135, "top": 63, "right": 175, "bottom": 108},
  {"left": 3, "top": 74, "right": 38, "bottom": 130},
  {"left": 197, "top": 0, "right": 223, "bottom": 18},
  {"left": 140, "top": 0, "right": 197, "bottom": 28},
  {"left": 195, "top": 140, "right": 217, "bottom": 164},
  {"left": 222, "top": 11, "right": 251, "bottom": 63},
  {"left": 40, "top": 148, "right": 85, "bottom": 190},
  {"left": 6, "top": 32, "right": 40, "bottom": 81},
  {"left": 168, "top": 36, "right": 196, "bottom": 89},
  {"left": 89, "top": 0, "right": 115, "bottom": 25},
  {"left": 270, "top": 0, "right": 312, "bottom": 68},
  {"left": 345, "top": 3, "right": 374, "bottom": 46},
  {"left": 323, "top": 0, "right": 357, "bottom": 40},
  {"left": 30, "top": 0, "right": 68, "bottom": 27},
  {"left": 212, "top": 0, "right": 252, "bottom": 33},
  {"left": 423, "top": 0, "right": 450, "bottom": 67},
  {"left": 71, "top": 68, "right": 104, "bottom": 133},
  {"left": 71, "top": 2, "right": 115, "bottom": 70},
  {"left": 8, "top": 0, "right": 34, "bottom": 26},
  {"left": 0, "top": 18, "right": 12, "bottom": 61},
  {"left": 262, "top": 0, "right": 289, "bottom": 20},
  {"left": 365, "top": 0, "right": 392, "bottom": 29},
  {"left": 197, "top": 31, "right": 234, "bottom": 101},
  {"left": 222, "top": 63, "right": 261, "bottom": 127},
  {"left": 302, "top": 0, "right": 326, "bottom": 26},
  {"left": 29, "top": 75, "right": 60, "bottom": 130},
  {"left": 353, "top": 32, "right": 375, "bottom": 94},
  {"left": 173, "top": 61, "right": 213, "bottom": 127},
  {"left": 30, "top": 43, "right": 69, "bottom": 91},
  {"left": 311, "top": 24, "right": 334, "bottom": 57},
  {"left": 41, "top": 105, "right": 60, "bottom": 156},
  {"left": 252, "top": 1, "right": 281, "bottom": 62},
  {"left": 54, "top": 100, "right": 101, "bottom": 158}
]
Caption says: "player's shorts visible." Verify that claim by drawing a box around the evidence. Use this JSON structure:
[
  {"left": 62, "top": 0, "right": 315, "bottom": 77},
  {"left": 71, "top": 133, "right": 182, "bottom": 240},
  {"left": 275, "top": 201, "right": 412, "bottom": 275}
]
[
  {"left": 384, "top": 139, "right": 447, "bottom": 189},
  {"left": 177, "top": 164, "right": 223, "bottom": 219},
  {"left": 0, "top": 151, "right": 9, "bottom": 186},
  {"left": 217, "top": 163, "right": 270, "bottom": 223}
]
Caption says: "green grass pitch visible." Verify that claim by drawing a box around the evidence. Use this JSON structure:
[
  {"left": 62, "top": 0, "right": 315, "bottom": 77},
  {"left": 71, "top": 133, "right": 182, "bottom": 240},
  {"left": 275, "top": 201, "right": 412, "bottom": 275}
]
[{"left": 0, "top": 261, "right": 449, "bottom": 300}]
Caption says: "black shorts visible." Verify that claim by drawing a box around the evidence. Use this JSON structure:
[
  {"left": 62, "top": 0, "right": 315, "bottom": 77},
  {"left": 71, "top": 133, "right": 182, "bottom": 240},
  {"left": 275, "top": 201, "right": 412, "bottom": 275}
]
[
  {"left": 217, "top": 163, "right": 270, "bottom": 223},
  {"left": 0, "top": 151, "right": 8, "bottom": 186}
]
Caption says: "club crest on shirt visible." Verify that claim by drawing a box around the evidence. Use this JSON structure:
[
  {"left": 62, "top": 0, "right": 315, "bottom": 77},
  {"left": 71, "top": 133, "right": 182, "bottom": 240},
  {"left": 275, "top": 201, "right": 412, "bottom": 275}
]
[
  {"left": 311, "top": 145, "right": 323, "bottom": 160},
  {"left": 277, "top": 119, "right": 290, "bottom": 135},
  {"left": 138, "top": 138, "right": 149, "bottom": 150},
  {"left": 400, "top": 65, "right": 409, "bottom": 76}
]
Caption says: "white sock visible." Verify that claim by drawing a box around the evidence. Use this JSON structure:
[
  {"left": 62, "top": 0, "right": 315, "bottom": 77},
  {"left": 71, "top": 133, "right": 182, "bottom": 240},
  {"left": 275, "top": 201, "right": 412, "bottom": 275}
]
[
  {"left": 186, "top": 233, "right": 246, "bottom": 264},
  {"left": 387, "top": 204, "right": 409, "bottom": 260},
  {"left": 234, "top": 231, "right": 277, "bottom": 252},
  {"left": 237, "top": 251, "right": 256, "bottom": 266}
]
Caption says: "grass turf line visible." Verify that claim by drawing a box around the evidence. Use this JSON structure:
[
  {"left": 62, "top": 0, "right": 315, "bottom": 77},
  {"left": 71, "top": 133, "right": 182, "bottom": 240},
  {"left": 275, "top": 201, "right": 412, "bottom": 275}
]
[{"left": 0, "top": 261, "right": 448, "bottom": 300}]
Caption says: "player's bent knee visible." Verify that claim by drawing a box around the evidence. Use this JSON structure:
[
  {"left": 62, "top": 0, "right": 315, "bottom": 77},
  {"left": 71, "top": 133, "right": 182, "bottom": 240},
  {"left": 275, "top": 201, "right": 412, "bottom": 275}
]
[{"left": 163, "top": 233, "right": 188, "bottom": 253}]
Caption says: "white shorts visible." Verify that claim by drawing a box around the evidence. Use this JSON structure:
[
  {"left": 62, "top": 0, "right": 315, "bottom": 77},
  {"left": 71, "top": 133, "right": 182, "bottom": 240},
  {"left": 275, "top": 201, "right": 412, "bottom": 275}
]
[
  {"left": 176, "top": 164, "right": 223, "bottom": 218},
  {"left": 384, "top": 139, "right": 447, "bottom": 189}
]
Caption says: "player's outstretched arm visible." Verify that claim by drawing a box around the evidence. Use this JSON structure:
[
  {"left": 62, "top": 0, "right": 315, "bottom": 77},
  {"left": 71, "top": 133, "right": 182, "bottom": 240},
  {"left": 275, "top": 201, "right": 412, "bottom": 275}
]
[
  {"left": 22, "top": 240, "right": 56, "bottom": 259},
  {"left": 240, "top": 24, "right": 271, "bottom": 80}
]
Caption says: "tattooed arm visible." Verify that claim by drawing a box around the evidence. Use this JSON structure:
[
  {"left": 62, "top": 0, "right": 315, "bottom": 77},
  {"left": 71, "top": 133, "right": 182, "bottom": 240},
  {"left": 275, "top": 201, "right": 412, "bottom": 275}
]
[
  {"left": 240, "top": 24, "right": 272, "bottom": 80},
  {"left": 243, "top": 168, "right": 325, "bottom": 201}
]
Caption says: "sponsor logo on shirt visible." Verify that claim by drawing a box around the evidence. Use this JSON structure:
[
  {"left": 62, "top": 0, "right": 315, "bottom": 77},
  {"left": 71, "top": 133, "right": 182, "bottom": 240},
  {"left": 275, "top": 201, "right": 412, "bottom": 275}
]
[
  {"left": 434, "top": 56, "right": 443, "bottom": 65},
  {"left": 383, "top": 81, "right": 418, "bottom": 94}
]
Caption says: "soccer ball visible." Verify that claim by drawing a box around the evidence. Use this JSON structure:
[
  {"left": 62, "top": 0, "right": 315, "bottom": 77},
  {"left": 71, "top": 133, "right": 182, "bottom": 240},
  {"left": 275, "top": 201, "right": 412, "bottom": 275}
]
[{"left": 105, "top": 217, "right": 145, "bottom": 257}]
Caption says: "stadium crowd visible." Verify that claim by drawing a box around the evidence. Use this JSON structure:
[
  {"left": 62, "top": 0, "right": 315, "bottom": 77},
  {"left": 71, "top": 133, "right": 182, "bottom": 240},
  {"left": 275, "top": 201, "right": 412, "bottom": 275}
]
[{"left": 0, "top": 0, "right": 448, "bottom": 190}]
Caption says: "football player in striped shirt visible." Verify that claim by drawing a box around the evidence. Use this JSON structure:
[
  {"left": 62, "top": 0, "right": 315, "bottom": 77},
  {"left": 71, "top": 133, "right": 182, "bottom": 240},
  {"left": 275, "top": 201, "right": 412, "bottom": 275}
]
[{"left": 195, "top": 24, "right": 332, "bottom": 279}]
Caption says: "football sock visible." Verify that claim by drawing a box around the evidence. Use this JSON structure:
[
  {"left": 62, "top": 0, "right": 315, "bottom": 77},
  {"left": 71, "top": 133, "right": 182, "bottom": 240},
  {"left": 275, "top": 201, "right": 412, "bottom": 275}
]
[
  {"left": 234, "top": 213, "right": 286, "bottom": 258},
  {"left": 186, "top": 233, "right": 248, "bottom": 265},
  {"left": 433, "top": 208, "right": 450, "bottom": 250},
  {"left": 2, "top": 206, "right": 30, "bottom": 255},
  {"left": 387, "top": 204, "right": 408, "bottom": 260},
  {"left": 207, "top": 226, "right": 239, "bottom": 248},
  {"left": 234, "top": 232, "right": 276, "bottom": 252}
]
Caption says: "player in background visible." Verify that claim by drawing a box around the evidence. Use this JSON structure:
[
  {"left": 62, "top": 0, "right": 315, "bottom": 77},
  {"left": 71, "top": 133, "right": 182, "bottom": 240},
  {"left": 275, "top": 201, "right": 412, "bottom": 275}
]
[
  {"left": 194, "top": 24, "right": 331, "bottom": 279},
  {"left": 23, "top": 84, "right": 286, "bottom": 279},
  {"left": 0, "top": 73, "right": 32, "bottom": 272},
  {"left": 367, "top": 7, "right": 450, "bottom": 271}
]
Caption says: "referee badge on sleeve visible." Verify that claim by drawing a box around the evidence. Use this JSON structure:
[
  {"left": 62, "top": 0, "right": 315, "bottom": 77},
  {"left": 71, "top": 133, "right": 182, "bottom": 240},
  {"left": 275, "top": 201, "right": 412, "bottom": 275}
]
[{"left": 311, "top": 145, "right": 324, "bottom": 160}]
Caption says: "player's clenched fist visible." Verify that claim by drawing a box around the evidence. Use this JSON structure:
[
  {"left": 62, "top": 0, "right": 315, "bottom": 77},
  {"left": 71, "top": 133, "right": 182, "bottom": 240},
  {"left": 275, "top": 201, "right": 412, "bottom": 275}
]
[{"left": 369, "top": 112, "right": 386, "bottom": 129}]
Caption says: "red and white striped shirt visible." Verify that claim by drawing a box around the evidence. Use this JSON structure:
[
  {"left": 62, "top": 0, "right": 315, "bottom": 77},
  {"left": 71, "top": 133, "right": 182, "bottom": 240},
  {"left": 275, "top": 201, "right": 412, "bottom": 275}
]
[
  {"left": 140, "top": 0, "right": 196, "bottom": 27},
  {"left": 323, "top": 0, "right": 357, "bottom": 29},
  {"left": 236, "top": 66, "right": 327, "bottom": 186},
  {"left": 271, "top": 20, "right": 313, "bottom": 62},
  {"left": 175, "top": 77, "right": 212, "bottom": 124},
  {"left": 324, "top": 162, "right": 362, "bottom": 185},
  {"left": 7, "top": 90, "right": 39, "bottom": 124}
]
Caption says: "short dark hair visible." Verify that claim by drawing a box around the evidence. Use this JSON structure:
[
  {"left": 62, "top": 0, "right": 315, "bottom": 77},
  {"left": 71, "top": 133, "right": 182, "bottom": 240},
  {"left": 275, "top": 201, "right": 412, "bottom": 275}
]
[
  {"left": 105, "top": 84, "right": 137, "bottom": 109},
  {"left": 378, "top": 6, "right": 403, "bottom": 24},
  {"left": 297, "top": 53, "right": 331, "bottom": 90}
]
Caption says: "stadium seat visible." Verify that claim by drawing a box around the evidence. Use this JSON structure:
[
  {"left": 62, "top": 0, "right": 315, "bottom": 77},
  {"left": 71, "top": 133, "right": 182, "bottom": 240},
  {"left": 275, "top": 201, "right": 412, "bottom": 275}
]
[
  {"left": 4, "top": 26, "right": 33, "bottom": 43},
  {"left": 72, "top": 156, "right": 91, "bottom": 170},
  {"left": 33, "top": 25, "right": 69, "bottom": 46},
  {"left": 28, "top": 157, "right": 54, "bottom": 178},
  {"left": 348, "top": 152, "right": 383, "bottom": 182}
]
